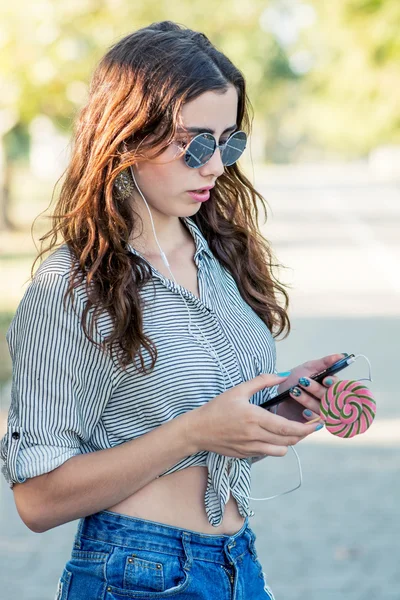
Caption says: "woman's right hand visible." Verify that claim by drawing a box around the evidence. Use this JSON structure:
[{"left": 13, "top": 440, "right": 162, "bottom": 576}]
[{"left": 189, "top": 374, "right": 323, "bottom": 459}]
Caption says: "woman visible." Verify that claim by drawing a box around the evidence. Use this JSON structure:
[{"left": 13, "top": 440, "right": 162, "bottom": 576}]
[{"left": 1, "top": 21, "right": 342, "bottom": 599}]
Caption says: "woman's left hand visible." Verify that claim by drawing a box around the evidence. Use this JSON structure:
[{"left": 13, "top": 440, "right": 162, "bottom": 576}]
[{"left": 275, "top": 353, "right": 346, "bottom": 423}]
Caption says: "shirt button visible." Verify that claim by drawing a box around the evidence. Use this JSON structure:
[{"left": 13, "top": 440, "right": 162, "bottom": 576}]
[{"left": 12, "top": 432, "right": 20, "bottom": 440}]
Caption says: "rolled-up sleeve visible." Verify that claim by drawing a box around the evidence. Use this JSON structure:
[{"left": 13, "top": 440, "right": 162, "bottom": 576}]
[{"left": 0, "top": 272, "right": 117, "bottom": 487}]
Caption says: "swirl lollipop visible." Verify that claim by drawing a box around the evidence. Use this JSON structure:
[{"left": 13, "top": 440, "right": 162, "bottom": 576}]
[{"left": 311, "top": 379, "right": 376, "bottom": 437}]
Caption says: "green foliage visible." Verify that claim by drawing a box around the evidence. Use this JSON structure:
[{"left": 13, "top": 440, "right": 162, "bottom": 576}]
[
  {"left": 346, "top": 0, "right": 383, "bottom": 14},
  {"left": 1, "top": 0, "right": 399, "bottom": 161},
  {"left": 4, "top": 124, "right": 30, "bottom": 161}
]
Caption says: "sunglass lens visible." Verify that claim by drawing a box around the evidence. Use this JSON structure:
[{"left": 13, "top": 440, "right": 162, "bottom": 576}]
[
  {"left": 221, "top": 131, "right": 247, "bottom": 166},
  {"left": 184, "top": 133, "right": 216, "bottom": 168}
]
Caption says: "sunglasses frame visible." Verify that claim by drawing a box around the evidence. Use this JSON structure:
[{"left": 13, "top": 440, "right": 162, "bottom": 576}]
[{"left": 180, "top": 130, "right": 247, "bottom": 169}]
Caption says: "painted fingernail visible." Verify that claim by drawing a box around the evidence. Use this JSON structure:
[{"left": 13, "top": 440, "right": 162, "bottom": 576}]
[
  {"left": 299, "top": 377, "right": 310, "bottom": 387},
  {"left": 304, "top": 409, "right": 313, "bottom": 417},
  {"left": 324, "top": 377, "right": 333, "bottom": 386},
  {"left": 315, "top": 423, "right": 324, "bottom": 431},
  {"left": 278, "top": 371, "right": 291, "bottom": 377},
  {"left": 290, "top": 386, "right": 302, "bottom": 397}
]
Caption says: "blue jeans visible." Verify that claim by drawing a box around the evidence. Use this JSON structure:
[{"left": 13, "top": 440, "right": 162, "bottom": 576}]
[{"left": 55, "top": 510, "right": 276, "bottom": 600}]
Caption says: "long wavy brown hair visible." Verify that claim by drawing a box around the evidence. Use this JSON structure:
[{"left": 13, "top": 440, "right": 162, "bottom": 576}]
[{"left": 33, "top": 20, "right": 291, "bottom": 374}]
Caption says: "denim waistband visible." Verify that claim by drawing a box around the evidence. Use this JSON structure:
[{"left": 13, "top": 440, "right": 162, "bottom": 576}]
[{"left": 75, "top": 510, "right": 255, "bottom": 565}]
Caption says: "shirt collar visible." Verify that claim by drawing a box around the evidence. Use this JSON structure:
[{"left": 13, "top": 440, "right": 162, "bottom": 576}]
[{"left": 181, "top": 217, "right": 213, "bottom": 259}]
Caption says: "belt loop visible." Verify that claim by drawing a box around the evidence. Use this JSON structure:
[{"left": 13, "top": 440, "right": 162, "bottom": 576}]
[
  {"left": 181, "top": 532, "right": 193, "bottom": 572},
  {"left": 73, "top": 517, "right": 85, "bottom": 549}
]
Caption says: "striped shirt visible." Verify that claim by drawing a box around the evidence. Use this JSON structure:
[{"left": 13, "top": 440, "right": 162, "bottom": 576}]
[{"left": 0, "top": 217, "right": 278, "bottom": 527}]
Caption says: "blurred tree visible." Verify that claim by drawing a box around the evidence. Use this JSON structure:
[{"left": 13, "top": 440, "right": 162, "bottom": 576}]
[
  {"left": 1, "top": 0, "right": 399, "bottom": 230},
  {"left": 0, "top": 0, "right": 298, "bottom": 229},
  {"left": 301, "top": 0, "right": 400, "bottom": 157}
]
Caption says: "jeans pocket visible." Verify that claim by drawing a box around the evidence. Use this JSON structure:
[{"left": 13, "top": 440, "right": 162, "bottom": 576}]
[
  {"left": 105, "top": 547, "right": 192, "bottom": 598},
  {"left": 54, "top": 568, "right": 72, "bottom": 600}
]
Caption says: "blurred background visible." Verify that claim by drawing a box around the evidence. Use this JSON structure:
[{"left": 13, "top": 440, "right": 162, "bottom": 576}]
[{"left": 0, "top": 1, "right": 399, "bottom": 599}]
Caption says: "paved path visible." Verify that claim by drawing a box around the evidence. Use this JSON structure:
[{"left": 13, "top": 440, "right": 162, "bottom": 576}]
[{"left": 1, "top": 163, "right": 399, "bottom": 599}]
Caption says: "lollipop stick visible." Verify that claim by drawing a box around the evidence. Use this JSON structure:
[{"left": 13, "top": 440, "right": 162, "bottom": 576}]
[{"left": 307, "top": 416, "right": 322, "bottom": 425}]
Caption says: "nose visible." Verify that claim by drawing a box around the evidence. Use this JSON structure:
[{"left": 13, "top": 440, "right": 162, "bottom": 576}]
[{"left": 198, "top": 146, "right": 225, "bottom": 179}]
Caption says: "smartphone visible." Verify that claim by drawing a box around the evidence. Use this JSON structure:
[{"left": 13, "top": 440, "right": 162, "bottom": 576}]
[{"left": 260, "top": 353, "right": 356, "bottom": 410}]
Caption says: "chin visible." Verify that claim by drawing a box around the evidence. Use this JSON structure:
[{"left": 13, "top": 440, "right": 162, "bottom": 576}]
[
  {"left": 189, "top": 202, "right": 204, "bottom": 213},
  {"left": 173, "top": 203, "right": 203, "bottom": 219}
]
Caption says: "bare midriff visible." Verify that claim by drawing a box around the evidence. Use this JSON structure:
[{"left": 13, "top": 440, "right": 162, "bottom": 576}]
[{"left": 106, "top": 465, "right": 246, "bottom": 535}]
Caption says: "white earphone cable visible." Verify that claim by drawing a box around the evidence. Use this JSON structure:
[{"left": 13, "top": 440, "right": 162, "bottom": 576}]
[{"left": 127, "top": 162, "right": 303, "bottom": 508}]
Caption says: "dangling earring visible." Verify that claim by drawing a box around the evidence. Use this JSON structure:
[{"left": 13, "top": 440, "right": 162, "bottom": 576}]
[{"left": 113, "top": 168, "right": 136, "bottom": 201}]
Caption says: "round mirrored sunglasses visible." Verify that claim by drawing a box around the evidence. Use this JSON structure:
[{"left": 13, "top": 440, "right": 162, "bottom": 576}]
[{"left": 181, "top": 130, "right": 247, "bottom": 169}]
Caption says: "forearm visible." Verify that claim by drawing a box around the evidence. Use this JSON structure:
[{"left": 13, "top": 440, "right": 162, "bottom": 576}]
[{"left": 15, "top": 411, "right": 197, "bottom": 533}]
